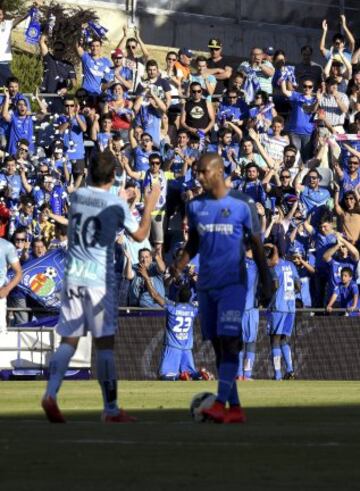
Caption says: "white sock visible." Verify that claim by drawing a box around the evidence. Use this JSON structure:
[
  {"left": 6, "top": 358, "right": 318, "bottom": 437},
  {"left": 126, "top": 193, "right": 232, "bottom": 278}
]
[
  {"left": 45, "top": 343, "right": 76, "bottom": 399},
  {"left": 96, "top": 349, "right": 119, "bottom": 415}
]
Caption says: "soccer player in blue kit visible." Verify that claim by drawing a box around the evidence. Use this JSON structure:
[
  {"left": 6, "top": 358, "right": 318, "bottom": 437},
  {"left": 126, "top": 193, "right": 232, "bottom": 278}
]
[
  {"left": 41, "top": 151, "right": 160, "bottom": 423},
  {"left": 265, "top": 244, "right": 301, "bottom": 380},
  {"left": 137, "top": 271, "right": 206, "bottom": 380},
  {"left": 172, "top": 153, "right": 272, "bottom": 423},
  {"left": 237, "top": 247, "right": 259, "bottom": 381}
]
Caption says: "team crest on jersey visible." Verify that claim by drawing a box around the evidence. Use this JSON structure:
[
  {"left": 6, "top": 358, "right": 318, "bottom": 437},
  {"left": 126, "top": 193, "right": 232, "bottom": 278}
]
[{"left": 221, "top": 208, "right": 231, "bottom": 217}]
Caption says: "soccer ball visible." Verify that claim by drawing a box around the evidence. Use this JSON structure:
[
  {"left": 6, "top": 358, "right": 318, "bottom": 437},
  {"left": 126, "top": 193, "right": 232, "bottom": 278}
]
[
  {"left": 190, "top": 392, "right": 216, "bottom": 423},
  {"left": 45, "top": 267, "right": 57, "bottom": 279}
]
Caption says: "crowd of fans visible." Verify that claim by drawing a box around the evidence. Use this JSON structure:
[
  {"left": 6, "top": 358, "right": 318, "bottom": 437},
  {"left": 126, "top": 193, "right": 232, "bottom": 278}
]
[{"left": 1, "top": 6, "right": 360, "bottom": 323}]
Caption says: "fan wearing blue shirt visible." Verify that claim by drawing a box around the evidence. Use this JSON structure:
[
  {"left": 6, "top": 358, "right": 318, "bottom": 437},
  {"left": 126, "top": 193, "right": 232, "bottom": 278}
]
[
  {"left": 76, "top": 38, "right": 112, "bottom": 96},
  {"left": 172, "top": 153, "right": 272, "bottom": 424},
  {"left": 265, "top": 243, "right": 301, "bottom": 381},
  {"left": 207, "top": 127, "right": 240, "bottom": 178},
  {"left": 327, "top": 267, "right": 359, "bottom": 314},
  {"left": 1, "top": 90, "right": 35, "bottom": 155},
  {"left": 322, "top": 233, "right": 359, "bottom": 296},
  {"left": 296, "top": 169, "right": 331, "bottom": 226}
]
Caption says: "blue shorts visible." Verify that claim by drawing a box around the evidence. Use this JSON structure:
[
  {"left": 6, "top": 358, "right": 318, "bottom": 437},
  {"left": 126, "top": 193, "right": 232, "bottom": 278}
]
[
  {"left": 198, "top": 283, "right": 247, "bottom": 340},
  {"left": 159, "top": 346, "right": 196, "bottom": 376},
  {"left": 267, "top": 312, "right": 295, "bottom": 336},
  {"left": 242, "top": 308, "right": 259, "bottom": 343}
]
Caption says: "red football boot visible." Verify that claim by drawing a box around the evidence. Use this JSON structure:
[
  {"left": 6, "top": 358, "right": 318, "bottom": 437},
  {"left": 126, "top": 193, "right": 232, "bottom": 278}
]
[
  {"left": 201, "top": 401, "right": 226, "bottom": 423},
  {"left": 101, "top": 409, "right": 137, "bottom": 423},
  {"left": 224, "top": 405, "right": 247, "bottom": 424},
  {"left": 41, "top": 396, "right": 66, "bottom": 423},
  {"left": 179, "top": 371, "right": 191, "bottom": 381}
]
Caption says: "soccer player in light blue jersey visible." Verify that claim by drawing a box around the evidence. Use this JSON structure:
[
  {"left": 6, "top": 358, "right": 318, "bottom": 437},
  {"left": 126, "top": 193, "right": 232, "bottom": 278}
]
[
  {"left": 237, "top": 247, "right": 259, "bottom": 381},
  {"left": 0, "top": 238, "right": 22, "bottom": 334},
  {"left": 41, "top": 151, "right": 160, "bottom": 423},
  {"left": 265, "top": 243, "right": 301, "bottom": 381},
  {"left": 172, "top": 153, "right": 272, "bottom": 423}
]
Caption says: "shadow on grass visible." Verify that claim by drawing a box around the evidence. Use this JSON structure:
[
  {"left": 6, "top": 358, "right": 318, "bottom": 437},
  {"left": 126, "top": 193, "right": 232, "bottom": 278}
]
[{"left": 1, "top": 406, "right": 360, "bottom": 491}]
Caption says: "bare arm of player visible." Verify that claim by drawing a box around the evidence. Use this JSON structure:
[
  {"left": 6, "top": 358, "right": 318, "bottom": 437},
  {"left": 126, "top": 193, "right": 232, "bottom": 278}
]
[
  {"left": 170, "top": 228, "right": 200, "bottom": 280},
  {"left": 248, "top": 233, "right": 275, "bottom": 303},
  {"left": 0, "top": 261, "right": 22, "bottom": 299},
  {"left": 129, "top": 184, "right": 161, "bottom": 242},
  {"left": 138, "top": 264, "right": 165, "bottom": 307}
]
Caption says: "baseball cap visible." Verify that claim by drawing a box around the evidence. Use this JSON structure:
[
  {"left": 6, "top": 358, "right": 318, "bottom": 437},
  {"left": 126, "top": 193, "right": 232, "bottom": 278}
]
[
  {"left": 264, "top": 46, "right": 274, "bottom": 56},
  {"left": 179, "top": 48, "right": 193, "bottom": 58},
  {"left": 111, "top": 48, "right": 124, "bottom": 59},
  {"left": 208, "top": 38, "right": 222, "bottom": 49}
]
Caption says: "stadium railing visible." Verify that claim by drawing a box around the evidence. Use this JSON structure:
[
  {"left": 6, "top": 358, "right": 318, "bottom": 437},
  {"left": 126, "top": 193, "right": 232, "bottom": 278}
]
[{"left": 2, "top": 307, "right": 360, "bottom": 380}]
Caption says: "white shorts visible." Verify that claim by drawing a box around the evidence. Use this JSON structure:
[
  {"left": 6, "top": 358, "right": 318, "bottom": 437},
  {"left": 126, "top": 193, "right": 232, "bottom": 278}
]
[
  {"left": 0, "top": 297, "right": 6, "bottom": 332},
  {"left": 57, "top": 285, "right": 117, "bottom": 338}
]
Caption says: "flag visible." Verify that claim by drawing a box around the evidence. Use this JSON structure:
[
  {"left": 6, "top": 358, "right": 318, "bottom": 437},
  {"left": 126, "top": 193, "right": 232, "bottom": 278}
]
[{"left": 9, "top": 249, "right": 66, "bottom": 311}]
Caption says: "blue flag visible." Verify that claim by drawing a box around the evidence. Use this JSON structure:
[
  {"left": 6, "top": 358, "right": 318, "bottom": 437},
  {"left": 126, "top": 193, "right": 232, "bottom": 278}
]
[
  {"left": 25, "top": 6, "right": 42, "bottom": 45},
  {"left": 10, "top": 249, "right": 66, "bottom": 311}
]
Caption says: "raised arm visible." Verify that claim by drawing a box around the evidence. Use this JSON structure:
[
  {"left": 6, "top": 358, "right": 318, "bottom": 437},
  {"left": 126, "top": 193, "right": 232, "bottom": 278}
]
[
  {"left": 75, "top": 41, "right": 85, "bottom": 59},
  {"left": 0, "top": 260, "right": 22, "bottom": 299},
  {"left": 248, "top": 128, "right": 275, "bottom": 169},
  {"left": 134, "top": 28, "right": 150, "bottom": 61},
  {"left": 320, "top": 19, "right": 328, "bottom": 57},
  {"left": 117, "top": 25, "right": 128, "bottom": 50},
  {"left": 39, "top": 34, "right": 49, "bottom": 57},
  {"left": 129, "top": 185, "right": 161, "bottom": 242},
  {"left": 1, "top": 88, "right": 11, "bottom": 122},
  {"left": 340, "top": 15, "right": 355, "bottom": 53},
  {"left": 138, "top": 264, "right": 165, "bottom": 307},
  {"left": 280, "top": 79, "right": 293, "bottom": 99}
]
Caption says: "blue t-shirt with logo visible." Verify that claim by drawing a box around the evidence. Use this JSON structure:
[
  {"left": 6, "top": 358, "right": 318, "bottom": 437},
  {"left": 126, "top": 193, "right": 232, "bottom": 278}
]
[{"left": 187, "top": 190, "right": 259, "bottom": 291}]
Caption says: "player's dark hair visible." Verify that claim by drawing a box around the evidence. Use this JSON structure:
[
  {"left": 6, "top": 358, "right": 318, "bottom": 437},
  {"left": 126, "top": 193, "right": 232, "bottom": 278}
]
[
  {"left": 341, "top": 266, "right": 353, "bottom": 277},
  {"left": 89, "top": 150, "right": 116, "bottom": 185},
  {"left": 177, "top": 286, "right": 192, "bottom": 303},
  {"left": 141, "top": 132, "right": 153, "bottom": 141}
]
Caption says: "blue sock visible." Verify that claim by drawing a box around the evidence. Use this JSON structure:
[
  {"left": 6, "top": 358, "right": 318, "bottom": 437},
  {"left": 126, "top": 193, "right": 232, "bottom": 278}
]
[
  {"left": 237, "top": 350, "right": 244, "bottom": 377},
  {"left": 228, "top": 381, "right": 240, "bottom": 406},
  {"left": 271, "top": 347, "right": 282, "bottom": 380},
  {"left": 217, "top": 360, "right": 239, "bottom": 404},
  {"left": 45, "top": 343, "right": 75, "bottom": 399},
  {"left": 244, "top": 350, "right": 255, "bottom": 379},
  {"left": 281, "top": 343, "right": 293, "bottom": 372},
  {"left": 96, "top": 349, "right": 119, "bottom": 415}
]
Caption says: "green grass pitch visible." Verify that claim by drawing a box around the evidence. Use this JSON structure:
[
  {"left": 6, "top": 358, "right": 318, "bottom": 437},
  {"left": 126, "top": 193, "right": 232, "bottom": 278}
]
[{"left": 1, "top": 380, "right": 360, "bottom": 490}]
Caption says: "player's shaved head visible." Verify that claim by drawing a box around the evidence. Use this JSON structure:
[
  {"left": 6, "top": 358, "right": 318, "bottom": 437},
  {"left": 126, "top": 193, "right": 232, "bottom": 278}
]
[
  {"left": 198, "top": 152, "right": 224, "bottom": 172},
  {"left": 196, "top": 153, "right": 226, "bottom": 194}
]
